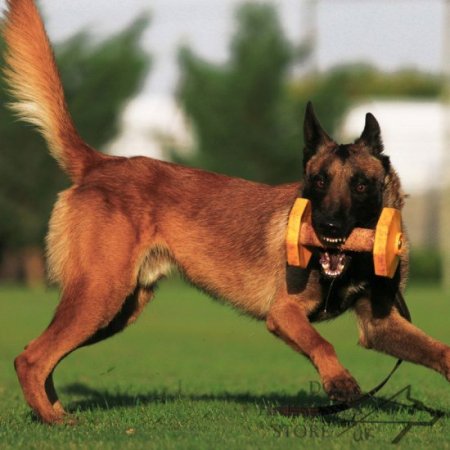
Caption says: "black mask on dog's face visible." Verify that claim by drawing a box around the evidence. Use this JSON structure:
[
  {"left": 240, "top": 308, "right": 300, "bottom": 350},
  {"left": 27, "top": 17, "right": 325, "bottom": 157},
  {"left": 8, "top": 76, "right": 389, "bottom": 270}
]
[{"left": 301, "top": 102, "right": 389, "bottom": 278}]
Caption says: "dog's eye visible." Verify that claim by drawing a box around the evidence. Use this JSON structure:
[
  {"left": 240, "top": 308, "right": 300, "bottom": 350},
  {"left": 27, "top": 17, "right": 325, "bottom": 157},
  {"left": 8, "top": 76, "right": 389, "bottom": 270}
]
[
  {"left": 316, "top": 179, "right": 325, "bottom": 189},
  {"left": 314, "top": 176, "right": 327, "bottom": 190},
  {"left": 355, "top": 183, "right": 367, "bottom": 194}
]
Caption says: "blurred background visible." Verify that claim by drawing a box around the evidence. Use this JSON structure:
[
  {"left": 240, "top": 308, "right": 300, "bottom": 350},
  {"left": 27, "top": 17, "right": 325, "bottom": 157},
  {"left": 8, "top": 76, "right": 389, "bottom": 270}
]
[{"left": 0, "top": 0, "right": 448, "bottom": 290}]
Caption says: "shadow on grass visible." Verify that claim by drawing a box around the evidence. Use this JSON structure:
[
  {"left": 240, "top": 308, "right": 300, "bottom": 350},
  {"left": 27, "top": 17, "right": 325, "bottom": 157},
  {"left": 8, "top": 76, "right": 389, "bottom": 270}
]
[
  {"left": 62, "top": 382, "right": 325, "bottom": 412},
  {"left": 60, "top": 382, "right": 450, "bottom": 420}
]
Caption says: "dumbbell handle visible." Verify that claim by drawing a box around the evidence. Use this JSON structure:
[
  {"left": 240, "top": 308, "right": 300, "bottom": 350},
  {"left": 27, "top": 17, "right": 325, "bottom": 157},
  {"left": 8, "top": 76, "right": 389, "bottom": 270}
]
[{"left": 300, "top": 223, "right": 375, "bottom": 252}]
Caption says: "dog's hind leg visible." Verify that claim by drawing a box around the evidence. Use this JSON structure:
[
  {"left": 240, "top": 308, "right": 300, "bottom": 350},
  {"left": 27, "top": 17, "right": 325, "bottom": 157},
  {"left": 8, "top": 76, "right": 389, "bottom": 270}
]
[
  {"left": 40, "top": 286, "right": 154, "bottom": 418},
  {"left": 45, "top": 370, "right": 66, "bottom": 416},
  {"left": 22, "top": 343, "right": 66, "bottom": 416},
  {"left": 40, "top": 286, "right": 154, "bottom": 419},
  {"left": 82, "top": 286, "right": 154, "bottom": 347},
  {"left": 14, "top": 279, "right": 138, "bottom": 424}
]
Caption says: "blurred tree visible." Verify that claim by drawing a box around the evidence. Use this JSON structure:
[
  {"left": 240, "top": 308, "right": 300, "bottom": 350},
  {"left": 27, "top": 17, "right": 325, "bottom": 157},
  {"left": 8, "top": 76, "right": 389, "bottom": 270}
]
[
  {"left": 175, "top": 3, "right": 310, "bottom": 184},
  {"left": 0, "top": 16, "right": 151, "bottom": 284},
  {"left": 174, "top": 3, "right": 443, "bottom": 185}
]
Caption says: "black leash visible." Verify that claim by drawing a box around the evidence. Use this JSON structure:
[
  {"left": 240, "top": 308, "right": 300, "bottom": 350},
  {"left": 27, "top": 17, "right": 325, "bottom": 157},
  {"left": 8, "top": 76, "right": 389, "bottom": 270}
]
[{"left": 275, "top": 291, "right": 411, "bottom": 417}]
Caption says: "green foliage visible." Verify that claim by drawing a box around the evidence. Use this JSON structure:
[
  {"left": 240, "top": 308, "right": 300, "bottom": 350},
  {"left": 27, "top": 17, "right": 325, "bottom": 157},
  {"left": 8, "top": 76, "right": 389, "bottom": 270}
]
[
  {"left": 175, "top": 3, "right": 306, "bottom": 184},
  {"left": 409, "top": 248, "right": 442, "bottom": 283},
  {"left": 57, "top": 16, "right": 150, "bottom": 148},
  {"left": 0, "top": 18, "right": 151, "bottom": 249}
]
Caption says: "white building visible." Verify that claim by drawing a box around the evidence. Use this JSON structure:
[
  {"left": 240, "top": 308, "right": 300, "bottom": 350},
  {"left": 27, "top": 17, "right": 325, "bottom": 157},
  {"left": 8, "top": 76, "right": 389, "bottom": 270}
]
[
  {"left": 107, "top": 95, "right": 192, "bottom": 159},
  {"left": 342, "top": 100, "right": 445, "bottom": 195}
]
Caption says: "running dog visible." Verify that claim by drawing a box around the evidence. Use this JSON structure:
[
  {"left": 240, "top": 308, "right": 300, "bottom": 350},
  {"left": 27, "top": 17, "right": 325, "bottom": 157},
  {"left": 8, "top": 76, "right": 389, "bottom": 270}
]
[{"left": 2, "top": 0, "right": 450, "bottom": 424}]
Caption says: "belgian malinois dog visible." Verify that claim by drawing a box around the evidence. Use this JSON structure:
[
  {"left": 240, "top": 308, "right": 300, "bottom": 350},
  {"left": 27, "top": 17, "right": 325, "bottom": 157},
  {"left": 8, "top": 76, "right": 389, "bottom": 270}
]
[{"left": 3, "top": 0, "right": 450, "bottom": 424}]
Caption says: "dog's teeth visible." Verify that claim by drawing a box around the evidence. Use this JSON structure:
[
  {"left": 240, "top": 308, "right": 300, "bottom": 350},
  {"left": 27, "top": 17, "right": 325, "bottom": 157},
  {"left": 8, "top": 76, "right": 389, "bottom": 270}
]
[{"left": 323, "top": 237, "right": 347, "bottom": 244}]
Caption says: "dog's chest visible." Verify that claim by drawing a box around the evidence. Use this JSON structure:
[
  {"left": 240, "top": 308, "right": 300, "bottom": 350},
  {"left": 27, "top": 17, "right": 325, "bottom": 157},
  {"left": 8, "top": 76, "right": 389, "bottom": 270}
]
[{"left": 309, "top": 280, "right": 368, "bottom": 322}]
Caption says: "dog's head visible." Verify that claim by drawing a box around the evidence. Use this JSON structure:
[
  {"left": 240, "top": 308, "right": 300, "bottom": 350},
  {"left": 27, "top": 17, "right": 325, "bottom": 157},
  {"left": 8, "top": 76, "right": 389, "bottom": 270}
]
[{"left": 301, "top": 102, "right": 393, "bottom": 278}]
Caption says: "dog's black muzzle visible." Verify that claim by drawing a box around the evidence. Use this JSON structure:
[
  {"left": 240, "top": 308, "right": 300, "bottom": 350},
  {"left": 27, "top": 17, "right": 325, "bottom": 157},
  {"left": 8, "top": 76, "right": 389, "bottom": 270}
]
[{"left": 313, "top": 213, "right": 355, "bottom": 279}]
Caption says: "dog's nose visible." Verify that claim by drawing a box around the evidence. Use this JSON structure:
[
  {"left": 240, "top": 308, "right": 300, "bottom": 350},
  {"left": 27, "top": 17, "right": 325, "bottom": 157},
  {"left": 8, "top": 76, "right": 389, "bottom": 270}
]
[{"left": 322, "top": 221, "right": 343, "bottom": 237}]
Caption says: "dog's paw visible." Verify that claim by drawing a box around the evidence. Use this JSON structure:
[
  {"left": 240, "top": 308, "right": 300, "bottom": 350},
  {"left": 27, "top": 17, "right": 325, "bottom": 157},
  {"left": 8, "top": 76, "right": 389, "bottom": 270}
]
[
  {"left": 52, "top": 400, "right": 67, "bottom": 416},
  {"left": 40, "top": 412, "right": 78, "bottom": 426},
  {"left": 323, "top": 371, "right": 362, "bottom": 403},
  {"left": 61, "top": 415, "right": 79, "bottom": 426}
]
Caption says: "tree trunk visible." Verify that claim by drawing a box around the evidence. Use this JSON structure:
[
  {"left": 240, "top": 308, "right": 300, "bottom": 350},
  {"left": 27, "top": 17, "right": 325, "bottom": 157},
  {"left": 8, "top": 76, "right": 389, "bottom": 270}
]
[{"left": 21, "top": 246, "right": 46, "bottom": 289}]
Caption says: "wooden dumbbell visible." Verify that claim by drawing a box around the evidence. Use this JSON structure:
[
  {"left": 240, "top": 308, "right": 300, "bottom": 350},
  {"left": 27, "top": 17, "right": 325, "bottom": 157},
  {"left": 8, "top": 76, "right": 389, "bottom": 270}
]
[{"left": 286, "top": 198, "right": 404, "bottom": 278}]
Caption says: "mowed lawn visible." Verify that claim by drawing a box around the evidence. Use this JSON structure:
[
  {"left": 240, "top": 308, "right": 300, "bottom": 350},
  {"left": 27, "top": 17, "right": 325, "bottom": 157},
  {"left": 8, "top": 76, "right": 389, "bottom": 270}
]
[{"left": 0, "top": 279, "right": 449, "bottom": 449}]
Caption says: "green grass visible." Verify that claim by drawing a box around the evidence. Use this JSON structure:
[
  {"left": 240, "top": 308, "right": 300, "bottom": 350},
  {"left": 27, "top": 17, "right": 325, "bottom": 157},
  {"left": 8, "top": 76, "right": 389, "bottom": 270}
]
[{"left": 0, "top": 279, "right": 449, "bottom": 449}]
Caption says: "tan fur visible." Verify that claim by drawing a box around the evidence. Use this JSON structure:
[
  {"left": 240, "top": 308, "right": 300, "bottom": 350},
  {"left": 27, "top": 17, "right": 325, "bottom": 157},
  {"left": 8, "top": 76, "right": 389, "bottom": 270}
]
[
  {"left": 138, "top": 247, "right": 176, "bottom": 287},
  {"left": 3, "top": 0, "right": 107, "bottom": 181},
  {"left": 355, "top": 298, "right": 450, "bottom": 379}
]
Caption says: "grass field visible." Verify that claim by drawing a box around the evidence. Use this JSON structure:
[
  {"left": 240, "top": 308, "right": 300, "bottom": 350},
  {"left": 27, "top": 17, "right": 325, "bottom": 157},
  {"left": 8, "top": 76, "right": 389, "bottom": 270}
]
[{"left": 0, "top": 278, "right": 449, "bottom": 449}]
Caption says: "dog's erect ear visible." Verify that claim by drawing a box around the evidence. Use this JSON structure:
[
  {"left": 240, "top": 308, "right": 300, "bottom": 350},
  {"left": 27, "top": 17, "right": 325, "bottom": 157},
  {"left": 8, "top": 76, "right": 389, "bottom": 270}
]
[
  {"left": 303, "top": 101, "right": 333, "bottom": 165},
  {"left": 358, "top": 113, "right": 383, "bottom": 155}
]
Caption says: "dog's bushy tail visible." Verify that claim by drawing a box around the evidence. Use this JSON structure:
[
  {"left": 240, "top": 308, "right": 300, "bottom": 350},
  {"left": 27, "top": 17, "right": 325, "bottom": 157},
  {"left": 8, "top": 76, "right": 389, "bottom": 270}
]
[{"left": 2, "top": 0, "right": 103, "bottom": 182}]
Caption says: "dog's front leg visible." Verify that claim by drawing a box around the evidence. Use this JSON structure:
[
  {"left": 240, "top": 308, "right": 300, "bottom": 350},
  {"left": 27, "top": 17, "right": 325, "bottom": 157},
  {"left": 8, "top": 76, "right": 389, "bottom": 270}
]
[
  {"left": 266, "top": 298, "right": 361, "bottom": 402},
  {"left": 355, "top": 298, "right": 450, "bottom": 381}
]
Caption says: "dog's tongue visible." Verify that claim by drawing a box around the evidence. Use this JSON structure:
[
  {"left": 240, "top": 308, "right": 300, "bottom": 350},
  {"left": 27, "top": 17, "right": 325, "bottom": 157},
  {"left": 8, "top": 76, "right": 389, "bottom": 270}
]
[
  {"left": 319, "top": 251, "right": 347, "bottom": 278},
  {"left": 329, "top": 253, "right": 341, "bottom": 271}
]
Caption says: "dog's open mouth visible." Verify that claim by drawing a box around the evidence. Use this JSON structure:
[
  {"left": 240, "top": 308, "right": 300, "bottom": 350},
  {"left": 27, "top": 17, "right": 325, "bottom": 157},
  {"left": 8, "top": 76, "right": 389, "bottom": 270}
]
[
  {"left": 319, "top": 251, "right": 350, "bottom": 278},
  {"left": 318, "top": 236, "right": 350, "bottom": 278}
]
